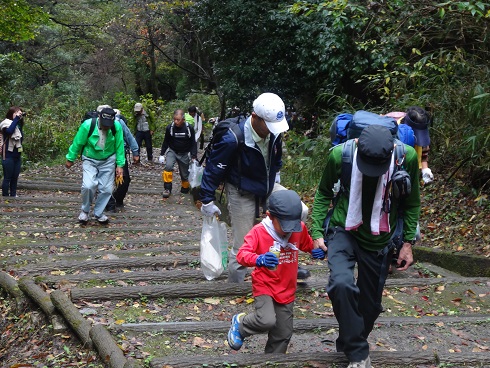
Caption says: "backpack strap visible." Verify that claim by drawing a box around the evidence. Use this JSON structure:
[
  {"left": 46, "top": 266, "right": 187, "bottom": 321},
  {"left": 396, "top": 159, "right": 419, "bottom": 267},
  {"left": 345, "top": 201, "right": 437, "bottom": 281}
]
[
  {"left": 170, "top": 122, "right": 191, "bottom": 138},
  {"left": 80, "top": 118, "right": 97, "bottom": 158}
]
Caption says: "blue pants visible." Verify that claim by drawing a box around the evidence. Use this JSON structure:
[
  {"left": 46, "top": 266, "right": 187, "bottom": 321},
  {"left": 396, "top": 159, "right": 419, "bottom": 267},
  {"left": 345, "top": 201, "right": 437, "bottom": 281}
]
[
  {"left": 2, "top": 156, "right": 21, "bottom": 196},
  {"left": 326, "top": 227, "right": 391, "bottom": 362},
  {"left": 81, "top": 155, "right": 116, "bottom": 217}
]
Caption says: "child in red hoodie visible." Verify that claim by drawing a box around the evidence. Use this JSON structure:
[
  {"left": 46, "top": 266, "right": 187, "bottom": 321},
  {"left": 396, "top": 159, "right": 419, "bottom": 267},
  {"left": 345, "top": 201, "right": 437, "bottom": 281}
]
[{"left": 227, "top": 189, "right": 325, "bottom": 353}]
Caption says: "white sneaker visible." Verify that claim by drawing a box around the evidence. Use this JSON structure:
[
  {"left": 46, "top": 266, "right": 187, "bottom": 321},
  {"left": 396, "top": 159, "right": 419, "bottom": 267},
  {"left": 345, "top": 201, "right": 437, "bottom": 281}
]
[
  {"left": 78, "top": 211, "right": 89, "bottom": 222},
  {"left": 95, "top": 214, "right": 109, "bottom": 223},
  {"left": 347, "top": 356, "right": 371, "bottom": 368}
]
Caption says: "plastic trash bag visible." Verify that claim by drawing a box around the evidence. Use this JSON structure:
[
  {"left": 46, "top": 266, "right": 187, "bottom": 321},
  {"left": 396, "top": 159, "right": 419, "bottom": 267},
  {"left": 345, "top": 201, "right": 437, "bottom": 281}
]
[
  {"left": 200, "top": 216, "right": 228, "bottom": 280},
  {"left": 189, "top": 161, "right": 204, "bottom": 188}
]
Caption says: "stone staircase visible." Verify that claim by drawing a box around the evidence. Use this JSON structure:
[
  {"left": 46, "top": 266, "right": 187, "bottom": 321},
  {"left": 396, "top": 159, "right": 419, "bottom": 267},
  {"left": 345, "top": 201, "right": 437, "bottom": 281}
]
[{"left": 0, "top": 161, "right": 489, "bottom": 368}]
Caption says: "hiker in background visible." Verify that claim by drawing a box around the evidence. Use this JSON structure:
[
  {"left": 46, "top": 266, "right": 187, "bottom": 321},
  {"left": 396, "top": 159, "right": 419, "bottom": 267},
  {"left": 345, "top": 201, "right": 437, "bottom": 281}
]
[
  {"left": 185, "top": 106, "right": 204, "bottom": 150},
  {"left": 227, "top": 190, "right": 324, "bottom": 353},
  {"left": 65, "top": 107, "right": 125, "bottom": 224},
  {"left": 310, "top": 125, "right": 420, "bottom": 368},
  {"left": 402, "top": 106, "right": 434, "bottom": 184},
  {"left": 0, "top": 106, "right": 25, "bottom": 197},
  {"left": 133, "top": 102, "right": 155, "bottom": 162},
  {"left": 159, "top": 109, "right": 197, "bottom": 198},
  {"left": 104, "top": 107, "right": 140, "bottom": 212},
  {"left": 200, "top": 92, "right": 309, "bottom": 284}
]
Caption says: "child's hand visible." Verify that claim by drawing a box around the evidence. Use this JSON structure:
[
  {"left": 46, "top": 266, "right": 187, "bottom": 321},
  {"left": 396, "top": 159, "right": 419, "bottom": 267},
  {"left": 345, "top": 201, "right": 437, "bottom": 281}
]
[
  {"left": 256, "top": 252, "right": 279, "bottom": 268},
  {"left": 311, "top": 248, "right": 326, "bottom": 260}
]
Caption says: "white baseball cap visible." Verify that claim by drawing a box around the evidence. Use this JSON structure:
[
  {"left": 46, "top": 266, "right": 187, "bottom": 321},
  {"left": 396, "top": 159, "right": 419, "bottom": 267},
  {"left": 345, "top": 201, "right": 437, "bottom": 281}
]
[
  {"left": 134, "top": 103, "right": 143, "bottom": 112},
  {"left": 253, "top": 93, "right": 289, "bottom": 135}
]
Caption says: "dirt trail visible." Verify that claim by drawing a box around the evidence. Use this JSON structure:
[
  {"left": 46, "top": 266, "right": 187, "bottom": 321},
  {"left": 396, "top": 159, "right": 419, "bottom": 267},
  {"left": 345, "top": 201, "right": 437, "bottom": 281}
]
[{"left": 0, "top": 160, "right": 489, "bottom": 368}]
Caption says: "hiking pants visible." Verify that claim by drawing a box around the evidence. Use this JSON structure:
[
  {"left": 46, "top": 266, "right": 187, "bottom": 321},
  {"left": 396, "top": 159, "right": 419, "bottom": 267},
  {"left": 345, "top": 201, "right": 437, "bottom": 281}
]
[
  {"left": 240, "top": 295, "right": 294, "bottom": 353},
  {"left": 226, "top": 184, "right": 256, "bottom": 283},
  {"left": 163, "top": 149, "right": 190, "bottom": 192},
  {"left": 136, "top": 130, "right": 153, "bottom": 160},
  {"left": 107, "top": 157, "right": 131, "bottom": 207},
  {"left": 81, "top": 154, "right": 115, "bottom": 217},
  {"left": 1, "top": 156, "right": 21, "bottom": 196},
  {"left": 326, "top": 227, "right": 392, "bottom": 363}
]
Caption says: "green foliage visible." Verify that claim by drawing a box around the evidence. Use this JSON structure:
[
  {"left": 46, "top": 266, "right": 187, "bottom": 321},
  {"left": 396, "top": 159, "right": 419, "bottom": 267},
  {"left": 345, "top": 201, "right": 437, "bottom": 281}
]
[
  {"left": 281, "top": 132, "right": 331, "bottom": 195},
  {"left": 0, "top": 0, "right": 49, "bottom": 42}
]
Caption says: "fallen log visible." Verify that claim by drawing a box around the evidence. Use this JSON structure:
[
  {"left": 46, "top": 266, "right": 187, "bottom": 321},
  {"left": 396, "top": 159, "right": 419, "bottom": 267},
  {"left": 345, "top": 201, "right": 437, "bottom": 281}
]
[
  {"left": 150, "top": 350, "right": 490, "bottom": 368},
  {"left": 69, "top": 276, "right": 490, "bottom": 302},
  {"left": 120, "top": 315, "right": 489, "bottom": 333},
  {"left": 0, "top": 271, "right": 28, "bottom": 312},
  {"left": 70, "top": 282, "right": 250, "bottom": 301},
  {"left": 18, "top": 277, "right": 56, "bottom": 316},
  {"left": 50, "top": 289, "right": 92, "bottom": 348},
  {"left": 42, "top": 269, "right": 228, "bottom": 284},
  {"left": 90, "top": 324, "right": 133, "bottom": 368},
  {"left": 23, "top": 255, "right": 197, "bottom": 274}
]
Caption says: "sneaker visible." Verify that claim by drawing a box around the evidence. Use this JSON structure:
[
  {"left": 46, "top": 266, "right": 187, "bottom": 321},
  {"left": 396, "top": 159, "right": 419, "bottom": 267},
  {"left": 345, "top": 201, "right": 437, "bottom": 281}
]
[
  {"left": 180, "top": 186, "right": 190, "bottom": 194},
  {"left": 227, "top": 313, "right": 245, "bottom": 351},
  {"left": 95, "top": 214, "right": 109, "bottom": 224},
  {"left": 297, "top": 266, "right": 311, "bottom": 280},
  {"left": 162, "top": 189, "right": 171, "bottom": 198},
  {"left": 78, "top": 211, "right": 89, "bottom": 223},
  {"left": 347, "top": 356, "right": 371, "bottom": 368}
]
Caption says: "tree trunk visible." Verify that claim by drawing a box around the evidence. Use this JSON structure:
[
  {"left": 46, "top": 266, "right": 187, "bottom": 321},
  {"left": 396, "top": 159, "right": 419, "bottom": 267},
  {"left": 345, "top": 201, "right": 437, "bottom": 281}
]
[
  {"left": 50, "top": 289, "right": 93, "bottom": 348},
  {"left": 90, "top": 324, "right": 132, "bottom": 368},
  {"left": 18, "top": 277, "right": 56, "bottom": 316},
  {"left": 0, "top": 271, "right": 28, "bottom": 312}
]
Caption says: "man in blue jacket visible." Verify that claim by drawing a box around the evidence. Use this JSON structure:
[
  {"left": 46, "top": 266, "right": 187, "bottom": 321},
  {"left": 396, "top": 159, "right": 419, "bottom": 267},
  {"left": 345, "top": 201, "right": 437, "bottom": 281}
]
[{"left": 200, "top": 93, "right": 290, "bottom": 283}]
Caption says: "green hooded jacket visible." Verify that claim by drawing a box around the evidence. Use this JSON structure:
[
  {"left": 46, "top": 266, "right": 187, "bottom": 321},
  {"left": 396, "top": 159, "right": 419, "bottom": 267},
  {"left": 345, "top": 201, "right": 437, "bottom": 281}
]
[
  {"left": 66, "top": 119, "right": 125, "bottom": 167},
  {"left": 310, "top": 142, "right": 421, "bottom": 251}
]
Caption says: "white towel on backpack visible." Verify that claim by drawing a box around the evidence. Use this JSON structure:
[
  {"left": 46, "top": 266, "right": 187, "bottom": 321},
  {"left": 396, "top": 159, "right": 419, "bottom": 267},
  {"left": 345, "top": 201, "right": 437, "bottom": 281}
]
[{"left": 345, "top": 148, "right": 394, "bottom": 235}]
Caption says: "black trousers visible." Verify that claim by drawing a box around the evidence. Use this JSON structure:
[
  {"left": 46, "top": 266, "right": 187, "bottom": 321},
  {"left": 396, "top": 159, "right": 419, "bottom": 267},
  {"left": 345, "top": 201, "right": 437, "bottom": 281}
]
[
  {"left": 326, "top": 227, "right": 392, "bottom": 362},
  {"left": 135, "top": 130, "right": 153, "bottom": 160},
  {"left": 107, "top": 158, "right": 131, "bottom": 209}
]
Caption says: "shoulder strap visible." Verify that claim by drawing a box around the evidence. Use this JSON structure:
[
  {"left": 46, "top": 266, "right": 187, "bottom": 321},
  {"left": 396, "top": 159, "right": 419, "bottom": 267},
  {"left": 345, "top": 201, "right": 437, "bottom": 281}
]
[
  {"left": 88, "top": 117, "right": 97, "bottom": 138},
  {"left": 340, "top": 139, "right": 356, "bottom": 193},
  {"left": 393, "top": 139, "right": 406, "bottom": 169}
]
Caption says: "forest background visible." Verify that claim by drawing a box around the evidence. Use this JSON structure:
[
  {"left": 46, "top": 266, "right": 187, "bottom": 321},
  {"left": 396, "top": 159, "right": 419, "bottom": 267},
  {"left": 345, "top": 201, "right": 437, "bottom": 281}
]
[{"left": 0, "top": 0, "right": 489, "bottom": 197}]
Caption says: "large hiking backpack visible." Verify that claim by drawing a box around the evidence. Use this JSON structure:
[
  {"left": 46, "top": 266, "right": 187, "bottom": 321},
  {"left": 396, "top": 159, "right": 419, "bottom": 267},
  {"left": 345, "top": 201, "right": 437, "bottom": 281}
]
[
  {"left": 325, "top": 138, "right": 411, "bottom": 231},
  {"left": 329, "top": 110, "right": 416, "bottom": 147},
  {"left": 347, "top": 110, "right": 399, "bottom": 140},
  {"left": 198, "top": 116, "right": 244, "bottom": 166},
  {"left": 329, "top": 113, "right": 353, "bottom": 146}
]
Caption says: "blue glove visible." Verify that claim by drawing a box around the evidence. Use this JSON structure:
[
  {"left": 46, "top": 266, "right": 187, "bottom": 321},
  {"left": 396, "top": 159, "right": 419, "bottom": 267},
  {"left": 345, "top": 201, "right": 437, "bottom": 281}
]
[
  {"left": 256, "top": 252, "right": 279, "bottom": 268},
  {"left": 311, "top": 248, "right": 326, "bottom": 260}
]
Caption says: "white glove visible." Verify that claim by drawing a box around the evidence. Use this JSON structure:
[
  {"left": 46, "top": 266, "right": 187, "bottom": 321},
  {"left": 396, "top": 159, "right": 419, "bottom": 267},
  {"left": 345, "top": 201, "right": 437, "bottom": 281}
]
[
  {"left": 275, "top": 171, "right": 281, "bottom": 184},
  {"left": 422, "top": 168, "right": 434, "bottom": 184},
  {"left": 201, "top": 201, "right": 221, "bottom": 217},
  {"left": 158, "top": 155, "right": 166, "bottom": 164}
]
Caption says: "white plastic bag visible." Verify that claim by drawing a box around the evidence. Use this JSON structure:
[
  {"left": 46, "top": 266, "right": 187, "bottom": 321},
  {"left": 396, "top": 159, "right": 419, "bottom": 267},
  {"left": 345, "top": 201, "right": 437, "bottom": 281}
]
[
  {"left": 200, "top": 216, "right": 228, "bottom": 280},
  {"left": 189, "top": 161, "right": 204, "bottom": 188}
]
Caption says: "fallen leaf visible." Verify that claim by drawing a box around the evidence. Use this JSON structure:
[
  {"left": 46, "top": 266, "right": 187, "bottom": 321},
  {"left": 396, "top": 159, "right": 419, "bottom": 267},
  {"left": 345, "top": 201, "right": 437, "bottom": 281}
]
[{"left": 204, "top": 298, "right": 220, "bottom": 305}]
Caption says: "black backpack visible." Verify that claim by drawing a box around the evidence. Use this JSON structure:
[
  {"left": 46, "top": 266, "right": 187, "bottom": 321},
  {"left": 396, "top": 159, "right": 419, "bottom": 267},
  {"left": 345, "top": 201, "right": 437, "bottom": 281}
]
[{"left": 198, "top": 116, "right": 245, "bottom": 166}]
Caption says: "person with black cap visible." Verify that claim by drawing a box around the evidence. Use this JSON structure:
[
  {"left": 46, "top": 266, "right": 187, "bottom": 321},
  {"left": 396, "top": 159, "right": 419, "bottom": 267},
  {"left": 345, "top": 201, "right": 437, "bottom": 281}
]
[
  {"left": 65, "top": 107, "right": 125, "bottom": 224},
  {"left": 310, "top": 125, "right": 421, "bottom": 368},
  {"left": 227, "top": 190, "right": 325, "bottom": 353},
  {"left": 402, "top": 106, "right": 434, "bottom": 184}
]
